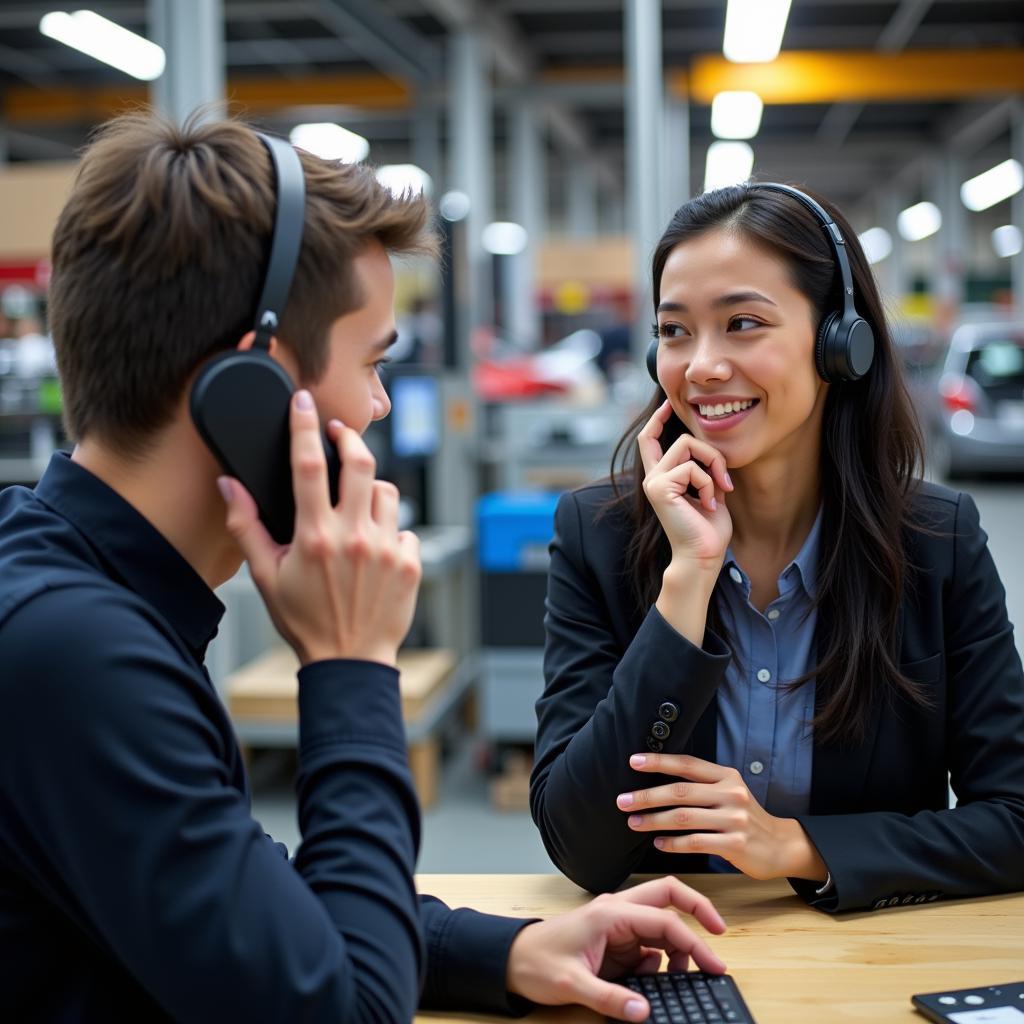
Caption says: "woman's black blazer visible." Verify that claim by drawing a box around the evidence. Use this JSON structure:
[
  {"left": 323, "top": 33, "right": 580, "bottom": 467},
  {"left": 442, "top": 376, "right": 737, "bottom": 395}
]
[{"left": 529, "top": 479, "right": 1024, "bottom": 913}]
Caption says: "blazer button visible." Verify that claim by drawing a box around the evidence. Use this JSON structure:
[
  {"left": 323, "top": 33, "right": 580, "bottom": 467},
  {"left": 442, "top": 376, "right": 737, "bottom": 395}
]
[
  {"left": 651, "top": 721, "right": 670, "bottom": 740},
  {"left": 872, "top": 899, "right": 887, "bottom": 911},
  {"left": 645, "top": 737, "right": 664, "bottom": 753},
  {"left": 658, "top": 701, "right": 679, "bottom": 723}
]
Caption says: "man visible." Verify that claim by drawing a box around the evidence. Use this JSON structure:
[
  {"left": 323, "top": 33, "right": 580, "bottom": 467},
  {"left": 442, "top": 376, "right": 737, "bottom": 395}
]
[{"left": 0, "top": 112, "right": 726, "bottom": 1022}]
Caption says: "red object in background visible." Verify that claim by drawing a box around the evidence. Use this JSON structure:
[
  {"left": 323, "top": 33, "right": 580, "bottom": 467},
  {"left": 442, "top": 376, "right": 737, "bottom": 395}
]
[
  {"left": 473, "top": 358, "right": 568, "bottom": 401},
  {"left": 0, "top": 261, "right": 51, "bottom": 288},
  {"left": 939, "top": 373, "right": 981, "bottom": 414}
]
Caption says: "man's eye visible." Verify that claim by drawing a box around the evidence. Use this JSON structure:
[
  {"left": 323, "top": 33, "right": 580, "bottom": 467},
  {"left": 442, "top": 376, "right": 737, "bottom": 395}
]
[{"left": 373, "top": 357, "right": 392, "bottom": 373}]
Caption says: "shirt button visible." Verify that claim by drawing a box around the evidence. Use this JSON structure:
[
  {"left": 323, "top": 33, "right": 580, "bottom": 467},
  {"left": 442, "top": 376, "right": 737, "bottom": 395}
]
[
  {"left": 757, "top": 668, "right": 771, "bottom": 683},
  {"left": 767, "top": 608, "right": 780, "bottom": 621},
  {"left": 749, "top": 760, "right": 764, "bottom": 775},
  {"left": 728, "top": 567, "right": 742, "bottom": 584}
]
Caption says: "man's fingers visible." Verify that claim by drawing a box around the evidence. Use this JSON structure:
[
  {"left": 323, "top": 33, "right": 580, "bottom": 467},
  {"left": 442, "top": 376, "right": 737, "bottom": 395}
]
[
  {"left": 617, "top": 877, "right": 727, "bottom": 935},
  {"left": 219, "top": 476, "right": 279, "bottom": 587},
  {"left": 289, "top": 390, "right": 332, "bottom": 525},
  {"left": 603, "top": 904, "right": 727, "bottom": 976},
  {"left": 562, "top": 970, "right": 650, "bottom": 1023},
  {"left": 337, "top": 426, "right": 377, "bottom": 530},
  {"left": 371, "top": 481, "right": 400, "bottom": 532}
]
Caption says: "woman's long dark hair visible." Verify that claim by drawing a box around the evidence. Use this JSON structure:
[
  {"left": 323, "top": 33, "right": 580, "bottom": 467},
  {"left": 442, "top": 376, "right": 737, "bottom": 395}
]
[{"left": 607, "top": 183, "right": 928, "bottom": 746}]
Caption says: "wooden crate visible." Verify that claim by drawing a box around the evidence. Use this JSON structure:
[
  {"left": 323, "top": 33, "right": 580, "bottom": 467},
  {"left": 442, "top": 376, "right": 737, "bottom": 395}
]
[{"left": 226, "top": 646, "right": 456, "bottom": 808}]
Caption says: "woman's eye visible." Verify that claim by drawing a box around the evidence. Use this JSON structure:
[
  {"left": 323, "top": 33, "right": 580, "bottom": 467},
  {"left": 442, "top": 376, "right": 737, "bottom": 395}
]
[
  {"left": 729, "top": 316, "right": 763, "bottom": 332},
  {"left": 655, "top": 322, "right": 686, "bottom": 339}
]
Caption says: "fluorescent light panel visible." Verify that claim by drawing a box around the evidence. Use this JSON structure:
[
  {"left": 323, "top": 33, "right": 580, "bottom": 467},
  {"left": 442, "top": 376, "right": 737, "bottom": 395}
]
[
  {"left": 711, "top": 91, "right": 763, "bottom": 140},
  {"left": 376, "top": 164, "right": 432, "bottom": 198},
  {"left": 960, "top": 159, "right": 1023, "bottom": 212},
  {"left": 704, "top": 141, "right": 754, "bottom": 192},
  {"left": 858, "top": 227, "right": 892, "bottom": 265},
  {"left": 289, "top": 123, "right": 369, "bottom": 163},
  {"left": 40, "top": 10, "right": 165, "bottom": 81},
  {"left": 897, "top": 201, "right": 942, "bottom": 242},
  {"left": 992, "top": 225, "right": 1023, "bottom": 259},
  {"left": 723, "top": 0, "right": 793, "bottom": 63}
]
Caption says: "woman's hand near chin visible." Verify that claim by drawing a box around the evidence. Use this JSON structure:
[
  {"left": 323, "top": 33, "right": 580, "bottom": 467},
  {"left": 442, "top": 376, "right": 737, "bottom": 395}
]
[{"left": 637, "top": 401, "right": 734, "bottom": 644}]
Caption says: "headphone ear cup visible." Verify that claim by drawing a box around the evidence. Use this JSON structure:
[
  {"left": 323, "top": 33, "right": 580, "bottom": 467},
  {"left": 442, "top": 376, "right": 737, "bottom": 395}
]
[
  {"left": 646, "top": 338, "right": 660, "bottom": 385},
  {"left": 815, "top": 311, "right": 839, "bottom": 383}
]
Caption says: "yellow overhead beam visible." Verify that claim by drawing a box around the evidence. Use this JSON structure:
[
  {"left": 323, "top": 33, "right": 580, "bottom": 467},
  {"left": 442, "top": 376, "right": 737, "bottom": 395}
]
[
  {"left": 3, "top": 73, "right": 411, "bottom": 123},
  {"left": 680, "top": 49, "right": 1024, "bottom": 105}
]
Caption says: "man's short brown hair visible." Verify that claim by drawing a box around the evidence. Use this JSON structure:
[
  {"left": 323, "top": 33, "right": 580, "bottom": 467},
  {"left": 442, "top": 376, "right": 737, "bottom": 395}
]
[{"left": 49, "top": 110, "right": 433, "bottom": 453}]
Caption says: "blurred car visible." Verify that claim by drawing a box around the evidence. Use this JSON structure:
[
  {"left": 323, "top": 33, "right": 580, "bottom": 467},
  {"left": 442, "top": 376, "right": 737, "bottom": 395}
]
[{"left": 923, "top": 322, "right": 1024, "bottom": 479}]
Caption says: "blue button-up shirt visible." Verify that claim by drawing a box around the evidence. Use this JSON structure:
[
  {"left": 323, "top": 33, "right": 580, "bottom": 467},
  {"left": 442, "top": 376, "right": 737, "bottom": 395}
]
[{"left": 711, "top": 509, "right": 822, "bottom": 873}]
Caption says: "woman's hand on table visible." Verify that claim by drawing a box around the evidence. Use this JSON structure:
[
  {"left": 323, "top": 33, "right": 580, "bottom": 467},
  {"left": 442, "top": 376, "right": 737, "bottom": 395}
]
[
  {"left": 618, "top": 753, "right": 828, "bottom": 882},
  {"left": 505, "top": 876, "right": 727, "bottom": 1023}
]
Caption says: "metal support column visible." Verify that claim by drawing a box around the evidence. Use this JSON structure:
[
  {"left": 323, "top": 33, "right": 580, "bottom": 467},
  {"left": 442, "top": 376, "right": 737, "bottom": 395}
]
[
  {"left": 1012, "top": 101, "right": 1024, "bottom": 317},
  {"left": 148, "top": 0, "right": 224, "bottom": 124},
  {"left": 411, "top": 92, "right": 442, "bottom": 191},
  {"left": 880, "top": 189, "right": 907, "bottom": 308},
  {"left": 509, "top": 96, "right": 544, "bottom": 349},
  {"left": 567, "top": 159, "right": 597, "bottom": 238},
  {"left": 450, "top": 24, "right": 493, "bottom": 332},
  {"left": 625, "top": 0, "right": 664, "bottom": 362},
  {"left": 662, "top": 98, "right": 691, "bottom": 223},
  {"left": 933, "top": 150, "right": 966, "bottom": 331}
]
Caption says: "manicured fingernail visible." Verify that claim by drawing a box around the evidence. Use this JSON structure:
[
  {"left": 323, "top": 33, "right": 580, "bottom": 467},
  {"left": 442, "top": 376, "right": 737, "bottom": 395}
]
[
  {"left": 654, "top": 837, "right": 666, "bottom": 850},
  {"left": 630, "top": 754, "right": 646, "bottom": 767},
  {"left": 625, "top": 999, "right": 647, "bottom": 1021},
  {"left": 710, "top": 498, "right": 718, "bottom": 511},
  {"left": 294, "top": 389, "right": 313, "bottom": 410},
  {"left": 725, "top": 472, "right": 734, "bottom": 489},
  {"left": 617, "top": 793, "right": 634, "bottom": 808},
  {"left": 628, "top": 815, "right": 643, "bottom": 828},
  {"left": 217, "top": 477, "right": 232, "bottom": 503},
  {"left": 328, "top": 418, "right": 342, "bottom": 431}
]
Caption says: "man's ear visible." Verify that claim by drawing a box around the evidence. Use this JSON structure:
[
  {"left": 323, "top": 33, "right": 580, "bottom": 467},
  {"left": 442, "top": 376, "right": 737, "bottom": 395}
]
[
  {"left": 236, "top": 330, "right": 258, "bottom": 352},
  {"left": 238, "top": 330, "right": 301, "bottom": 383}
]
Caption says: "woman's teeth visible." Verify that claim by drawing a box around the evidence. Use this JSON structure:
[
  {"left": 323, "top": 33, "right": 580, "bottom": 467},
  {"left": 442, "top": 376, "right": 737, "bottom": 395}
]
[{"left": 698, "top": 399, "right": 755, "bottom": 419}]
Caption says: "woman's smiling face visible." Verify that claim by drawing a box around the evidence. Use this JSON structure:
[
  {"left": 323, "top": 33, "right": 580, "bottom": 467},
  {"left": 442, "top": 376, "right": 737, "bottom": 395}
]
[{"left": 653, "top": 227, "right": 829, "bottom": 470}]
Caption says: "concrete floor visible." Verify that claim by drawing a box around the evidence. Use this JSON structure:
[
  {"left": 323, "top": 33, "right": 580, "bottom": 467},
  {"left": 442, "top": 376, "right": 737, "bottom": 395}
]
[{"left": 251, "top": 469, "right": 1024, "bottom": 872}]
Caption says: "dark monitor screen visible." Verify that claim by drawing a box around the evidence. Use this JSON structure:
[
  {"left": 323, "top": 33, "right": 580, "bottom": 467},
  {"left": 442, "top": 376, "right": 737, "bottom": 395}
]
[{"left": 388, "top": 372, "right": 441, "bottom": 460}]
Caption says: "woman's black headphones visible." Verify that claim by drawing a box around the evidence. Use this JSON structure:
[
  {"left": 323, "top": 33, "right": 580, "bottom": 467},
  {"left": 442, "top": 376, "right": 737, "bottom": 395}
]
[{"left": 646, "top": 181, "right": 875, "bottom": 387}]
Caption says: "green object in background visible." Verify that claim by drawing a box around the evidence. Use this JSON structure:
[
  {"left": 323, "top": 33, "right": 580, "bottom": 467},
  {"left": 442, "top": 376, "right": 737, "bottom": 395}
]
[{"left": 37, "top": 377, "right": 62, "bottom": 415}]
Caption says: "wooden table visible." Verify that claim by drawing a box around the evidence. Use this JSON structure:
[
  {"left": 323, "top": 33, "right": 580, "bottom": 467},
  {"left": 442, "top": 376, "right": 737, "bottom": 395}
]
[{"left": 414, "top": 874, "right": 1024, "bottom": 1023}]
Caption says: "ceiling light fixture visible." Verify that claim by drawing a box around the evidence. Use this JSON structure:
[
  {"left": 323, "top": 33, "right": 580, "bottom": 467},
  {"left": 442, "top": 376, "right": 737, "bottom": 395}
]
[
  {"left": 723, "top": 0, "right": 793, "bottom": 63},
  {"left": 39, "top": 10, "right": 165, "bottom": 81},
  {"left": 711, "top": 91, "right": 764, "bottom": 140},
  {"left": 960, "top": 159, "right": 1024, "bottom": 212},
  {"left": 289, "top": 123, "right": 369, "bottom": 163},
  {"left": 897, "top": 201, "right": 942, "bottom": 242},
  {"left": 703, "top": 141, "right": 754, "bottom": 192}
]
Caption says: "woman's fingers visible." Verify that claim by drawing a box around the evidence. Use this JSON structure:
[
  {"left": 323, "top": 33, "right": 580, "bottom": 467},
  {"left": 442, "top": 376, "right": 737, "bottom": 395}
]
[
  {"left": 655, "top": 432, "right": 732, "bottom": 493},
  {"left": 627, "top": 806, "right": 733, "bottom": 834},
  {"left": 629, "top": 753, "right": 728, "bottom": 782},
  {"left": 636, "top": 400, "right": 675, "bottom": 476},
  {"left": 648, "top": 461, "right": 718, "bottom": 513}
]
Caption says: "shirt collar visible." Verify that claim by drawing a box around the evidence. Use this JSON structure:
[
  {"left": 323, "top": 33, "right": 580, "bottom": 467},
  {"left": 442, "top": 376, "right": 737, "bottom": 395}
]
[
  {"left": 34, "top": 452, "right": 225, "bottom": 657},
  {"left": 722, "top": 504, "right": 823, "bottom": 601}
]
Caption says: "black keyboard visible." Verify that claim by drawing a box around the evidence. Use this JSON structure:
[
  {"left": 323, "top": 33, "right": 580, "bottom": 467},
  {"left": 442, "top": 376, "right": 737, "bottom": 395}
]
[{"left": 611, "top": 971, "right": 757, "bottom": 1024}]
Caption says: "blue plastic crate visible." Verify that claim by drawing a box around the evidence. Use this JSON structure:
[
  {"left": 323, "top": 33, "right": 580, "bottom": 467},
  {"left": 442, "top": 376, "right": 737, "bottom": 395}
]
[{"left": 476, "top": 491, "right": 561, "bottom": 571}]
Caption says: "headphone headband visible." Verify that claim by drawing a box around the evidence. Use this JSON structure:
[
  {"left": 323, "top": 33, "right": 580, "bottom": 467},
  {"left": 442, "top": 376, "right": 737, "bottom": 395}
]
[
  {"left": 745, "top": 181, "right": 856, "bottom": 321},
  {"left": 252, "top": 132, "right": 305, "bottom": 350}
]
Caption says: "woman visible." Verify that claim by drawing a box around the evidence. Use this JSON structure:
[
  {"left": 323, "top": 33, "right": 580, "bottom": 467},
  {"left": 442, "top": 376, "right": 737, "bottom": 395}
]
[{"left": 530, "top": 182, "right": 1024, "bottom": 913}]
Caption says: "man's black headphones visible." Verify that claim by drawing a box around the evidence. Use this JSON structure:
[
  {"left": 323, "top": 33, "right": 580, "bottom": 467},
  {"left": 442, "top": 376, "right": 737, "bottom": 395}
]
[
  {"left": 189, "top": 131, "right": 340, "bottom": 544},
  {"left": 646, "top": 181, "right": 875, "bottom": 387}
]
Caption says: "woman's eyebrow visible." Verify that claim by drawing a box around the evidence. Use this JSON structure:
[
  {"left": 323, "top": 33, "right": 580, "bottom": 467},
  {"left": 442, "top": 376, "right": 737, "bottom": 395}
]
[{"left": 656, "top": 291, "right": 777, "bottom": 314}]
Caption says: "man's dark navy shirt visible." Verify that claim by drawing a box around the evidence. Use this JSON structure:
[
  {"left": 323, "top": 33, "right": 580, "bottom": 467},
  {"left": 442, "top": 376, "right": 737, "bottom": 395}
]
[{"left": 0, "top": 453, "right": 529, "bottom": 1022}]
